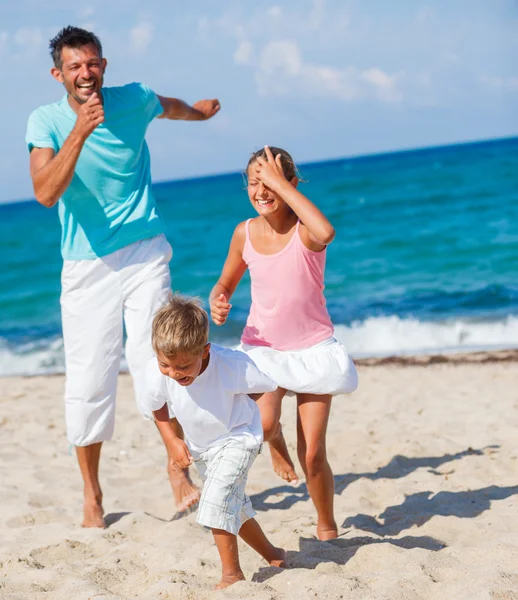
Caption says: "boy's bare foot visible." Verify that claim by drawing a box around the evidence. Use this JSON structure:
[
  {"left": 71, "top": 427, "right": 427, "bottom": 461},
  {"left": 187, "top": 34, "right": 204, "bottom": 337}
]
[
  {"left": 268, "top": 547, "right": 286, "bottom": 568},
  {"left": 268, "top": 427, "right": 298, "bottom": 484},
  {"left": 216, "top": 572, "right": 246, "bottom": 589},
  {"left": 168, "top": 465, "right": 200, "bottom": 512},
  {"left": 82, "top": 497, "right": 105, "bottom": 528},
  {"left": 317, "top": 525, "right": 338, "bottom": 541}
]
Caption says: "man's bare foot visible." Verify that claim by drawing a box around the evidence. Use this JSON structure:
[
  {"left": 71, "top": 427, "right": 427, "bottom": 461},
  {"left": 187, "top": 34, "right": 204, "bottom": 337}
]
[
  {"left": 82, "top": 497, "right": 105, "bottom": 528},
  {"left": 168, "top": 465, "right": 200, "bottom": 512},
  {"left": 268, "top": 547, "right": 286, "bottom": 568},
  {"left": 269, "top": 427, "right": 298, "bottom": 484},
  {"left": 317, "top": 525, "right": 338, "bottom": 541},
  {"left": 216, "top": 571, "right": 246, "bottom": 589}
]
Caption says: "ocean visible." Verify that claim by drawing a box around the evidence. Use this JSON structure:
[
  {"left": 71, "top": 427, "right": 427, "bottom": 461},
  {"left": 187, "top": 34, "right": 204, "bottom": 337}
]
[{"left": 1, "top": 137, "right": 518, "bottom": 376}]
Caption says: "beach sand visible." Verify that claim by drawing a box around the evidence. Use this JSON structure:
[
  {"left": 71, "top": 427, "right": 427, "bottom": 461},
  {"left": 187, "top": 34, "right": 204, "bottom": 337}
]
[{"left": 1, "top": 353, "right": 518, "bottom": 599}]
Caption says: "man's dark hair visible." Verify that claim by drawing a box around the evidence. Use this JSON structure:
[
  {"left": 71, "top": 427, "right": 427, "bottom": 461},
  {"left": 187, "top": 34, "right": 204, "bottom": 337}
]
[{"left": 49, "top": 26, "right": 103, "bottom": 69}]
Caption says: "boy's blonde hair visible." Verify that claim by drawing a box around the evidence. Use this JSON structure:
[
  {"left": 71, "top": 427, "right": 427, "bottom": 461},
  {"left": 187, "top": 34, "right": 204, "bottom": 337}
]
[{"left": 152, "top": 294, "right": 209, "bottom": 358}]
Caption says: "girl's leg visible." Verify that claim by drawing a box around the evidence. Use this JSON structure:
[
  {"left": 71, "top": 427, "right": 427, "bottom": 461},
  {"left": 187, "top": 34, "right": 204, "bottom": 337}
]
[
  {"left": 256, "top": 388, "right": 298, "bottom": 483},
  {"left": 296, "top": 393, "right": 337, "bottom": 540},
  {"left": 212, "top": 529, "right": 245, "bottom": 589},
  {"left": 239, "top": 518, "right": 286, "bottom": 566}
]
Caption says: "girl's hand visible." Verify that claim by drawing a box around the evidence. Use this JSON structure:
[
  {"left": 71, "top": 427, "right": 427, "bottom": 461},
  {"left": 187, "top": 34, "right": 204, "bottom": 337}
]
[
  {"left": 254, "top": 146, "right": 289, "bottom": 191},
  {"left": 211, "top": 293, "right": 232, "bottom": 326},
  {"left": 169, "top": 438, "right": 193, "bottom": 471}
]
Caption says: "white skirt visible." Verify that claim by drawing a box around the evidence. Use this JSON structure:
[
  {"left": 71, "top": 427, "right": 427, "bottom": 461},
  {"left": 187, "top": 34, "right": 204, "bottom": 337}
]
[{"left": 238, "top": 337, "right": 358, "bottom": 396}]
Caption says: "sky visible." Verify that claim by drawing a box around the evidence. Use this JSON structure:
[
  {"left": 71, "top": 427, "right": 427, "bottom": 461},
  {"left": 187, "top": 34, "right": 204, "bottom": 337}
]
[{"left": 1, "top": 0, "right": 517, "bottom": 203}]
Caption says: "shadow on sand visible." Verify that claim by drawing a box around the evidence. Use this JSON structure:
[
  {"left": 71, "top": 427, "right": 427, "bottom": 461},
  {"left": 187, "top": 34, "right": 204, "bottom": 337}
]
[
  {"left": 252, "top": 533, "right": 445, "bottom": 583},
  {"left": 250, "top": 446, "right": 496, "bottom": 512},
  {"left": 342, "top": 484, "right": 518, "bottom": 536}
]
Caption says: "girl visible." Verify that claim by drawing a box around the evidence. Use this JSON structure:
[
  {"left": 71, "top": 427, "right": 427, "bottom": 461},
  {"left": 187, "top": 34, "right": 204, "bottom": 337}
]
[{"left": 209, "top": 146, "right": 358, "bottom": 541}]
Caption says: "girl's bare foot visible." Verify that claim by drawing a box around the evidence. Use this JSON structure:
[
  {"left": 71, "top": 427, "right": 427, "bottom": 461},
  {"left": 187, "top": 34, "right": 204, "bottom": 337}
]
[
  {"left": 82, "top": 497, "right": 105, "bottom": 528},
  {"left": 317, "top": 525, "right": 338, "bottom": 541},
  {"left": 216, "top": 571, "right": 246, "bottom": 589},
  {"left": 268, "top": 547, "right": 286, "bottom": 568},
  {"left": 269, "top": 427, "right": 298, "bottom": 484},
  {"left": 168, "top": 465, "right": 200, "bottom": 512}
]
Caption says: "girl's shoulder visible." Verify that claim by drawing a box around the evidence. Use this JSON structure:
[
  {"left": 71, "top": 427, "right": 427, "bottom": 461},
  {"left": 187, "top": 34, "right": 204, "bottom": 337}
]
[
  {"left": 229, "top": 220, "right": 250, "bottom": 254},
  {"left": 233, "top": 217, "right": 260, "bottom": 240}
]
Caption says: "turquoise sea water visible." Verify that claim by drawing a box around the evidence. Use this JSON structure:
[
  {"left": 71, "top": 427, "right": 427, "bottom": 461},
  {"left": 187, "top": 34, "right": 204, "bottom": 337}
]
[{"left": 1, "top": 137, "right": 518, "bottom": 375}]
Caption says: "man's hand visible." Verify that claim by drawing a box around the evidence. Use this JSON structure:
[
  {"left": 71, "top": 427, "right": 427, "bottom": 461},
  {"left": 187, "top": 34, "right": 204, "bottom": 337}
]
[
  {"left": 168, "top": 438, "right": 193, "bottom": 472},
  {"left": 73, "top": 93, "right": 104, "bottom": 140},
  {"left": 211, "top": 293, "right": 232, "bottom": 326},
  {"left": 192, "top": 99, "right": 220, "bottom": 120}
]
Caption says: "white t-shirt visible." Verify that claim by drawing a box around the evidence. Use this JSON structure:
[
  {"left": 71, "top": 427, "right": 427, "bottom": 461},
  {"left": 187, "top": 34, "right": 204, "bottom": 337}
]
[{"left": 144, "top": 345, "right": 277, "bottom": 455}]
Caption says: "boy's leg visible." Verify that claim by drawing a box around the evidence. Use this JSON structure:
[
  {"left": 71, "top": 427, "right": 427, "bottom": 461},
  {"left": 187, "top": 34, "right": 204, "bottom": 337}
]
[
  {"left": 256, "top": 388, "right": 298, "bottom": 483},
  {"left": 212, "top": 529, "right": 245, "bottom": 589},
  {"left": 122, "top": 235, "right": 200, "bottom": 510},
  {"left": 61, "top": 258, "right": 124, "bottom": 528},
  {"left": 238, "top": 518, "right": 286, "bottom": 566},
  {"left": 296, "top": 393, "right": 337, "bottom": 540}
]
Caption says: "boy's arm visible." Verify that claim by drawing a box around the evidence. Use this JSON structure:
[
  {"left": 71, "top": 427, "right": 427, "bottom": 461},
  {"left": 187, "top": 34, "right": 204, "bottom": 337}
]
[
  {"left": 157, "top": 96, "right": 220, "bottom": 121},
  {"left": 153, "top": 404, "right": 193, "bottom": 470}
]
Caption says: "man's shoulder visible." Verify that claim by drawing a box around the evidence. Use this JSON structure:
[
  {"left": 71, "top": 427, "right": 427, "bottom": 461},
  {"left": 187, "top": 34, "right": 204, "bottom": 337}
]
[
  {"left": 28, "top": 97, "right": 66, "bottom": 123},
  {"left": 104, "top": 82, "right": 155, "bottom": 100}
]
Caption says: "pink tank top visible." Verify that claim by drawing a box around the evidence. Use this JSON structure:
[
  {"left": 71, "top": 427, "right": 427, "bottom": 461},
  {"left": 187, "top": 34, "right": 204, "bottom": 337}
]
[{"left": 241, "top": 219, "right": 334, "bottom": 351}]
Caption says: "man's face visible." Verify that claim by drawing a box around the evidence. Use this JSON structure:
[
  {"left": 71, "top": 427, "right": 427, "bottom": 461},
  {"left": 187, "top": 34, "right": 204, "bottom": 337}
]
[
  {"left": 156, "top": 345, "right": 210, "bottom": 387},
  {"left": 51, "top": 44, "right": 106, "bottom": 105}
]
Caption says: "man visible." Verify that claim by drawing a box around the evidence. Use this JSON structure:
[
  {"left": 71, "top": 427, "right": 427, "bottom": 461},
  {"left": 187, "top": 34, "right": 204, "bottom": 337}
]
[{"left": 26, "top": 26, "right": 220, "bottom": 527}]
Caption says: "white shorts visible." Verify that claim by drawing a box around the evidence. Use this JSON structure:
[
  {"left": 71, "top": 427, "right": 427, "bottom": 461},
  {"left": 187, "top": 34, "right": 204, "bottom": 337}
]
[
  {"left": 239, "top": 337, "right": 358, "bottom": 396},
  {"left": 195, "top": 439, "right": 259, "bottom": 536},
  {"left": 61, "top": 234, "right": 172, "bottom": 446}
]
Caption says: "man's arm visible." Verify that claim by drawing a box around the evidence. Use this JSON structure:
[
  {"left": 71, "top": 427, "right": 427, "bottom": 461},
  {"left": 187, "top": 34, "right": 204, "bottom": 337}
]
[
  {"left": 29, "top": 93, "right": 104, "bottom": 208},
  {"left": 157, "top": 96, "right": 220, "bottom": 121}
]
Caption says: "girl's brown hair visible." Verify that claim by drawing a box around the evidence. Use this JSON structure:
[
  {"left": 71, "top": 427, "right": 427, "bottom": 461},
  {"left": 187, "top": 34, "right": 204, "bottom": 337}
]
[{"left": 246, "top": 146, "right": 299, "bottom": 181}]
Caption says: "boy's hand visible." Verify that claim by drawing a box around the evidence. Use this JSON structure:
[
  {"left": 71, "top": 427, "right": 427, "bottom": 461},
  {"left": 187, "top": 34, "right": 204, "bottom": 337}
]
[
  {"left": 211, "top": 293, "right": 232, "bottom": 326},
  {"left": 169, "top": 438, "right": 193, "bottom": 471}
]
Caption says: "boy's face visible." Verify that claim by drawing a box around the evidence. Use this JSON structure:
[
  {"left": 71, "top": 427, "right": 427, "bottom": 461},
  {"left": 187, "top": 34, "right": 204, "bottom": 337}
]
[{"left": 156, "top": 344, "right": 210, "bottom": 386}]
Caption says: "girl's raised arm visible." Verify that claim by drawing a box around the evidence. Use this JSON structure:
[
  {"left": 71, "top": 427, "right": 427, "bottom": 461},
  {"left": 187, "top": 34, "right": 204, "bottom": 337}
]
[
  {"left": 255, "top": 146, "right": 335, "bottom": 250},
  {"left": 209, "top": 222, "right": 247, "bottom": 326}
]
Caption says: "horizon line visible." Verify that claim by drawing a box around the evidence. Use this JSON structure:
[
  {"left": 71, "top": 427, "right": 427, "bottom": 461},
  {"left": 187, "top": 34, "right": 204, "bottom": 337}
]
[{"left": 4, "top": 133, "right": 517, "bottom": 206}]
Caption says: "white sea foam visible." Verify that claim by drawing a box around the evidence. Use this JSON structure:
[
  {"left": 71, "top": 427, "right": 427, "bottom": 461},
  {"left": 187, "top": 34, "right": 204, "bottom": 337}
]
[
  {"left": 334, "top": 315, "right": 518, "bottom": 358},
  {"left": 2, "top": 315, "right": 518, "bottom": 376}
]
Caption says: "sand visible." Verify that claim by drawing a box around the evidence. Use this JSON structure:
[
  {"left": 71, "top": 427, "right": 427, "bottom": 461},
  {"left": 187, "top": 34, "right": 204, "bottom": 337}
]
[{"left": 1, "top": 353, "right": 518, "bottom": 599}]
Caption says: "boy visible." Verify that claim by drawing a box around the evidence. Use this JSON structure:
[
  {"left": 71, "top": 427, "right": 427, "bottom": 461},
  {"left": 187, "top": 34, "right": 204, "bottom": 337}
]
[{"left": 145, "top": 295, "right": 286, "bottom": 589}]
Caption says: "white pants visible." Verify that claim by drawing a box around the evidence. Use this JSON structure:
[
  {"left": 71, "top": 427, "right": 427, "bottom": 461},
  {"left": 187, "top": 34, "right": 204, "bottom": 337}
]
[{"left": 60, "top": 235, "right": 172, "bottom": 446}]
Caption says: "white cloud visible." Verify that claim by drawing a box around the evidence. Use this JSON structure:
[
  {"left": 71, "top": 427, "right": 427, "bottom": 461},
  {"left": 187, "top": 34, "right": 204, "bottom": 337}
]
[
  {"left": 13, "top": 27, "right": 44, "bottom": 47},
  {"left": 0, "top": 31, "right": 9, "bottom": 53},
  {"left": 129, "top": 21, "right": 153, "bottom": 53},
  {"left": 361, "top": 68, "right": 403, "bottom": 103},
  {"left": 267, "top": 6, "right": 282, "bottom": 19},
  {"left": 308, "top": 0, "right": 327, "bottom": 30},
  {"left": 254, "top": 40, "right": 401, "bottom": 103},
  {"left": 78, "top": 7, "right": 95, "bottom": 18},
  {"left": 234, "top": 40, "right": 253, "bottom": 66},
  {"left": 259, "top": 40, "right": 301, "bottom": 76},
  {"left": 417, "top": 6, "right": 434, "bottom": 26},
  {"left": 480, "top": 74, "right": 518, "bottom": 91}
]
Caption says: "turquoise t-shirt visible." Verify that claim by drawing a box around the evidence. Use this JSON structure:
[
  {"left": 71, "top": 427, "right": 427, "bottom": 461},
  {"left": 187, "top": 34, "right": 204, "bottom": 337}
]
[{"left": 26, "top": 83, "right": 165, "bottom": 260}]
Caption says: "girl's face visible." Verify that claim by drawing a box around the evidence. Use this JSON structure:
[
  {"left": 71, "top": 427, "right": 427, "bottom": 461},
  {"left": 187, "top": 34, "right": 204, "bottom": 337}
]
[{"left": 247, "top": 160, "right": 293, "bottom": 216}]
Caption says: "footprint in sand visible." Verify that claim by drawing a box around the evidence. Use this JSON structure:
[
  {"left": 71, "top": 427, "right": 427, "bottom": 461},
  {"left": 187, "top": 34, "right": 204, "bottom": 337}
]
[{"left": 7, "top": 509, "right": 73, "bottom": 528}]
